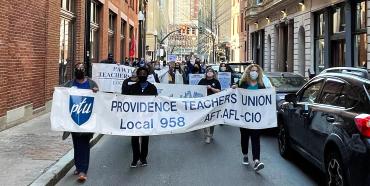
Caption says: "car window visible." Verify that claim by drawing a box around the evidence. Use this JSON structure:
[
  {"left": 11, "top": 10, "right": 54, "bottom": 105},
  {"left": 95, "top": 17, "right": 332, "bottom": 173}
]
[
  {"left": 228, "top": 65, "right": 247, "bottom": 73},
  {"left": 299, "top": 80, "right": 323, "bottom": 104},
  {"left": 268, "top": 76, "right": 306, "bottom": 90},
  {"left": 318, "top": 79, "right": 345, "bottom": 107}
]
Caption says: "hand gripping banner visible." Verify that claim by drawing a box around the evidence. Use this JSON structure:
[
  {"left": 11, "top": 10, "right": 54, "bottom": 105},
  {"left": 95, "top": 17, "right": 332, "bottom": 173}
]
[{"left": 51, "top": 87, "right": 277, "bottom": 136}]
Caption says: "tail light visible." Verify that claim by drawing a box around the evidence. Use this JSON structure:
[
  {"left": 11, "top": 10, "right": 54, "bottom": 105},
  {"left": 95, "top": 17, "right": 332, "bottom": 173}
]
[{"left": 354, "top": 114, "right": 370, "bottom": 138}]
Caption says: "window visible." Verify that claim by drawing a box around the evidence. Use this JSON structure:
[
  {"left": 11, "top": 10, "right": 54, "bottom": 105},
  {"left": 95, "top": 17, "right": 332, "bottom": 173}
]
[
  {"left": 332, "top": 6, "right": 345, "bottom": 33},
  {"left": 241, "top": 13, "right": 244, "bottom": 32},
  {"left": 315, "top": 13, "right": 325, "bottom": 73},
  {"left": 61, "top": 0, "right": 73, "bottom": 12},
  {"left": 319, "top": 79, "right": 345, "bottom": 107},
  {"left": 121, "top": 20, "right": 127, "bottom": 61},
  {"left": 90, "top": 1, "right": 100, "bottom": 63},
  {"left": 354, "top": 1, "right": 367, "bottom": 68},
  {"left": 90, "top": 1, "right": 98, "bottom": 24},
  {"left": 59, "top": 18, "right": 74, "bottom": 84},
  {"left": 300, "top": 80, "right": 323, "bottom": 104},
  {"left": 108, "top": 11, "right": 116, "bottom": 56},
  {"left": 192, "top": 27, "right": 196, "bottom": 35},
  {"left": 256, "top": 0, "right": 263, "bottom": 5},
  {"left": 59, "top": 0, "right": 75, "bottom": 84},
  {"left": 130, "top": 0, "right": 134, "bottom": 9}
]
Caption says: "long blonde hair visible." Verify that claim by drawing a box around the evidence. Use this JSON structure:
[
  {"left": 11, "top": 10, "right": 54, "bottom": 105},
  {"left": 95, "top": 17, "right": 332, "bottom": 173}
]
[{"left": 239, "top": 64, "right": 264, "bottom": 87}]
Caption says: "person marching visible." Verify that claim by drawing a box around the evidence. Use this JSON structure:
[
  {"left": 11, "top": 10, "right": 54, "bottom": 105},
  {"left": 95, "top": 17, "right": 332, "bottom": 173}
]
[
  {"left": 233, "top": 64, "right": 265, "bottom": 172},
  {"left": 124, "top": 67, "right": 158, "bottom": 168},
  {"left": 62, "top": 63, "right": 99, "bottom": 182},
  {"left": 198, "top": 67, "right": 221, "bottom": 144}
]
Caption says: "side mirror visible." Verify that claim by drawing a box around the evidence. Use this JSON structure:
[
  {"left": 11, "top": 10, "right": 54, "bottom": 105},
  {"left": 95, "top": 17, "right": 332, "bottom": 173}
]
[{"left": 285, "top": 93, "right": 297, "bottom": 103}]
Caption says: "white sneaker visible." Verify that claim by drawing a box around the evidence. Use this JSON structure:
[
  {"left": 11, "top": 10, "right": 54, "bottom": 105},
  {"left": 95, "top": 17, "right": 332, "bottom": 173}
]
[
  {"left": 242, "top": 156, "right": 249, "bottom": 165},
  {"left": 254, "top": 160, "right": 264, "bottom": 172},
  {"left": 205, "top": 137, "right": 211, "bottom": 144}
]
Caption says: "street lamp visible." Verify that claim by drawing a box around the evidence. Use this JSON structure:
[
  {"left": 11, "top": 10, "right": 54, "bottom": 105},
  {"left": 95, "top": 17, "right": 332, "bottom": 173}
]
[{"left": 138, "top": 11, "right": 145, "bottom": 59}]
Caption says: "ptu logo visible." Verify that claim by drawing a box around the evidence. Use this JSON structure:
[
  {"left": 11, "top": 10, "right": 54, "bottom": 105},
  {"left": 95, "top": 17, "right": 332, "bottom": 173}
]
[{"left": 69, "top": 96, "right": 94, "bottom": 126}]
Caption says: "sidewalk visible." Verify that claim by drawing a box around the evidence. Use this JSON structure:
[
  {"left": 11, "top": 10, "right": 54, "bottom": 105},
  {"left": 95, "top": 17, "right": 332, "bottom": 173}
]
[{"left": 0, "top": 113, "right": 72, "bottom": 186}]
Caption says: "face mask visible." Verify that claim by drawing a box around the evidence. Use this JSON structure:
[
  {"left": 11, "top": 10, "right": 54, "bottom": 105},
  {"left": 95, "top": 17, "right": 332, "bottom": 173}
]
[
  {"left": 220, "top": 67, "right": 226, "bottom": 71},
  {"left": 207, "top": 72, "right": 214, "bottom": 78},
  {"left": 155, "top": 65, "right": 160, "bottom": 70},
  {"left": 75, "top": 69, "right": 85, "bottom": 79},
  {"left": 138, "top": 76, "right": 148, "bottom": 83},
  {"left": 250, "top": 71, "right": 259, "bottom": 80}
]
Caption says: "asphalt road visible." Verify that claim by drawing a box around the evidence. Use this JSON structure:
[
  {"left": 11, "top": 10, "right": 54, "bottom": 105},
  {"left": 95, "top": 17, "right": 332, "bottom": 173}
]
[{"left": 57, "top": 126, "right": 323, "bottom": 186}]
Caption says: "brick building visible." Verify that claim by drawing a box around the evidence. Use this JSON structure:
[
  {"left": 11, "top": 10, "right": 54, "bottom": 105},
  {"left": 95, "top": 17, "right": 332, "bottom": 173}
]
[
  {"left": 242, "top": 0, "right": 370, "bottom": 76},
  {"left": 0, "top": 0, "right": 139, "bottom": 131}
]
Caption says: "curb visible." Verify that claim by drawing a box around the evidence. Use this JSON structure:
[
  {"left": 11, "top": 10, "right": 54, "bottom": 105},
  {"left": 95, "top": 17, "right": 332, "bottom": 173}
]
[{"left": 29, "top": 134, "right": 104, "bottom": 186}]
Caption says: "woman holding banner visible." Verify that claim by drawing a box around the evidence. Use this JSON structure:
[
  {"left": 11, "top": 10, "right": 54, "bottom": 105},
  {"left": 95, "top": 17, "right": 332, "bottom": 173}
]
[
  {"left": 125, "top": 67, "right": 158, "bottom": 168},
  {"left": 198, "top": 68, "right": 221, "bottom": 144},
  {"left": 62, "top": 63, "right": 99, "bottom": 182},
  {"left": 233, "top": 64, "right": 265, "bottom": 172}
]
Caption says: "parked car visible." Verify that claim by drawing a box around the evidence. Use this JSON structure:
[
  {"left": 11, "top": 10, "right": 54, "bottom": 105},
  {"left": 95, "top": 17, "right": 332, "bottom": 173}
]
[
  {"left": 277, "top": 67, "right": 370, "bottom": 186},
  {"left": 265, "top": 72, "right": 307, "bottom": 109}
]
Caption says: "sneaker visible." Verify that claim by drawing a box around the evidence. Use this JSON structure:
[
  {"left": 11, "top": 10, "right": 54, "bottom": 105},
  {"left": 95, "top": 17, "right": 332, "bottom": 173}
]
[
  {"left": 130, "top": 161, "right": 138, "bottom": 168},
  {"left": 254, "top": 160, "right": 264, "bottom": 172},
  {"left": 205, "top": 137, "right": 211, "bottom": 144},
  {"left": 242, "top": 156, "right": 249, "bottom": 165},
  {"left": 140, "top": 159, "right": 148, "bottom": 167}
]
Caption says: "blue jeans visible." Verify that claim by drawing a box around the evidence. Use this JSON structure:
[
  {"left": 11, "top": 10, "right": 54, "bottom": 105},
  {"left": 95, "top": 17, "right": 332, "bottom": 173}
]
[{"left": 71, "top": 133, "right": 92, "bottom": 173}]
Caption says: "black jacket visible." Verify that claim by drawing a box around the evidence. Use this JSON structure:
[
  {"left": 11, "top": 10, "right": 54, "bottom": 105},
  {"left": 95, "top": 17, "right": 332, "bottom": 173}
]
[
  {"left": 126, "top": 81, "right": 158, "bottom": 96},
  {"left": 121, "top": 78, "right": 137, "bottom": 95}
]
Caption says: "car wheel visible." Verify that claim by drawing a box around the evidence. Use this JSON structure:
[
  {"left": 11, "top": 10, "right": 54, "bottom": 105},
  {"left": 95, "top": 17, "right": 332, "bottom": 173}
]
[
  {"left": 326, "top": 152, "right": 347, "bottom": 186},
  {"left": 278, "top": 123, "right": 290, "bottom": 158}
]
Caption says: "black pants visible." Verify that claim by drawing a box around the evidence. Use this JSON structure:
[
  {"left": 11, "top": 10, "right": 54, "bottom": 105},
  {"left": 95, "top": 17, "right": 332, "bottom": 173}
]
[
  {"left": 71, "top": 133, "right": 92, "bottom": 173},
  {"left": 131, "top": 136, "right": 149, "bottom": 162},
  {"left": 240, "top": 128, "right": 260, "bottom": 161}
]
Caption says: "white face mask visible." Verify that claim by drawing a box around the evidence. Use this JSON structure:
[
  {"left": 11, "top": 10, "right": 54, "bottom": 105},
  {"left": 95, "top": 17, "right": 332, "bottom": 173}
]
[
  {"left": 250, "top": 71, "right": 259, "bottom": 80},
  {"left": 220, "top": 67, "right": 226, "bottom": 71}
]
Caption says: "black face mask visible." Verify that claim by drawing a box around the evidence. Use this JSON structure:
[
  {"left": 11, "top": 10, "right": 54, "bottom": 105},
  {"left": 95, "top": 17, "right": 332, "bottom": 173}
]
[
  {"left": 138, "top": 76, "right": 148, "bottom": 83},
  {"left": 75, "top": 69, "right": 85, "bottom": 79}
]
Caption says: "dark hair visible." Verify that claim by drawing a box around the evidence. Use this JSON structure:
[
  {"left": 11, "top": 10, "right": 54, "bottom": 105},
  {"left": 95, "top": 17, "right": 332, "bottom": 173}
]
[{"left": 136, "top": 67, "right": 149, "bottom": 76}]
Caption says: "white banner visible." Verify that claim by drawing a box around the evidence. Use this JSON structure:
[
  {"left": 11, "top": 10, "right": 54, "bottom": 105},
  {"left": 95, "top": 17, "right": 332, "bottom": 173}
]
[
  {"left": 218, "top": 72, "right": 232, "bottom": 90},
  {"left": 92, "top": 63, "right": 133, "bottom": 93},
  {"left": 92, "top": 63, "right": 168, "bottom": 93},
  {"left": 189, "top": 74, "right": 205, "bottom": 85},
  {"left": 51, "top": 87, "right": 277, "bottom": 136},
  {"left": 155, "top": 84, "right": 207, "bottom": 98}
]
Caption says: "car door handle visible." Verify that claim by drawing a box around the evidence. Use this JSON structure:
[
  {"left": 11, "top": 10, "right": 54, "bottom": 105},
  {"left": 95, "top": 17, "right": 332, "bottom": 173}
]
[{"left": 326, "top": 116, "right": 335, "bottom": 123}]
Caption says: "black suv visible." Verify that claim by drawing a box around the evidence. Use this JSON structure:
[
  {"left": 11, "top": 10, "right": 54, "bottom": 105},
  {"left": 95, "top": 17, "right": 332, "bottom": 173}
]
[{"left": 277, "top": 67, "right": 370, "bottom": 186}]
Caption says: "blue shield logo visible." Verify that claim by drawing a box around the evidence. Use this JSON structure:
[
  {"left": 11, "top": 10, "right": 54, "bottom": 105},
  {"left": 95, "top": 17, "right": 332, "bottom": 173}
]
[{"left": 69, "top": 95, "right": 94, "bottom": 126}]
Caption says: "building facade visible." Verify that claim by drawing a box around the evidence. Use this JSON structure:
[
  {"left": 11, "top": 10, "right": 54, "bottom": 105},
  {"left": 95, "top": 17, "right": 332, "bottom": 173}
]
[
  {"left": 0, "top": 0, "right": 60, "bottom": 130},
  {"left": 242, "top": 0, "right": 369, "bottom": 77},
  {"left": 0, "top": 0, "right": 139, "bottom": 130},
  {"left": 215, "top": 0, "right": 231, "bottom": 62},
  {"left": 230, "top": 0, "right": 241, "bottom": 63},
  {"left": 169, "top": 0, "right": 199, "bottom": 61},
  {"left": 145, "top": 0, "right": 170, "bottom": 61},
  {"left": 198, "top": 0, "right": 215, "bottom": 62}
]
